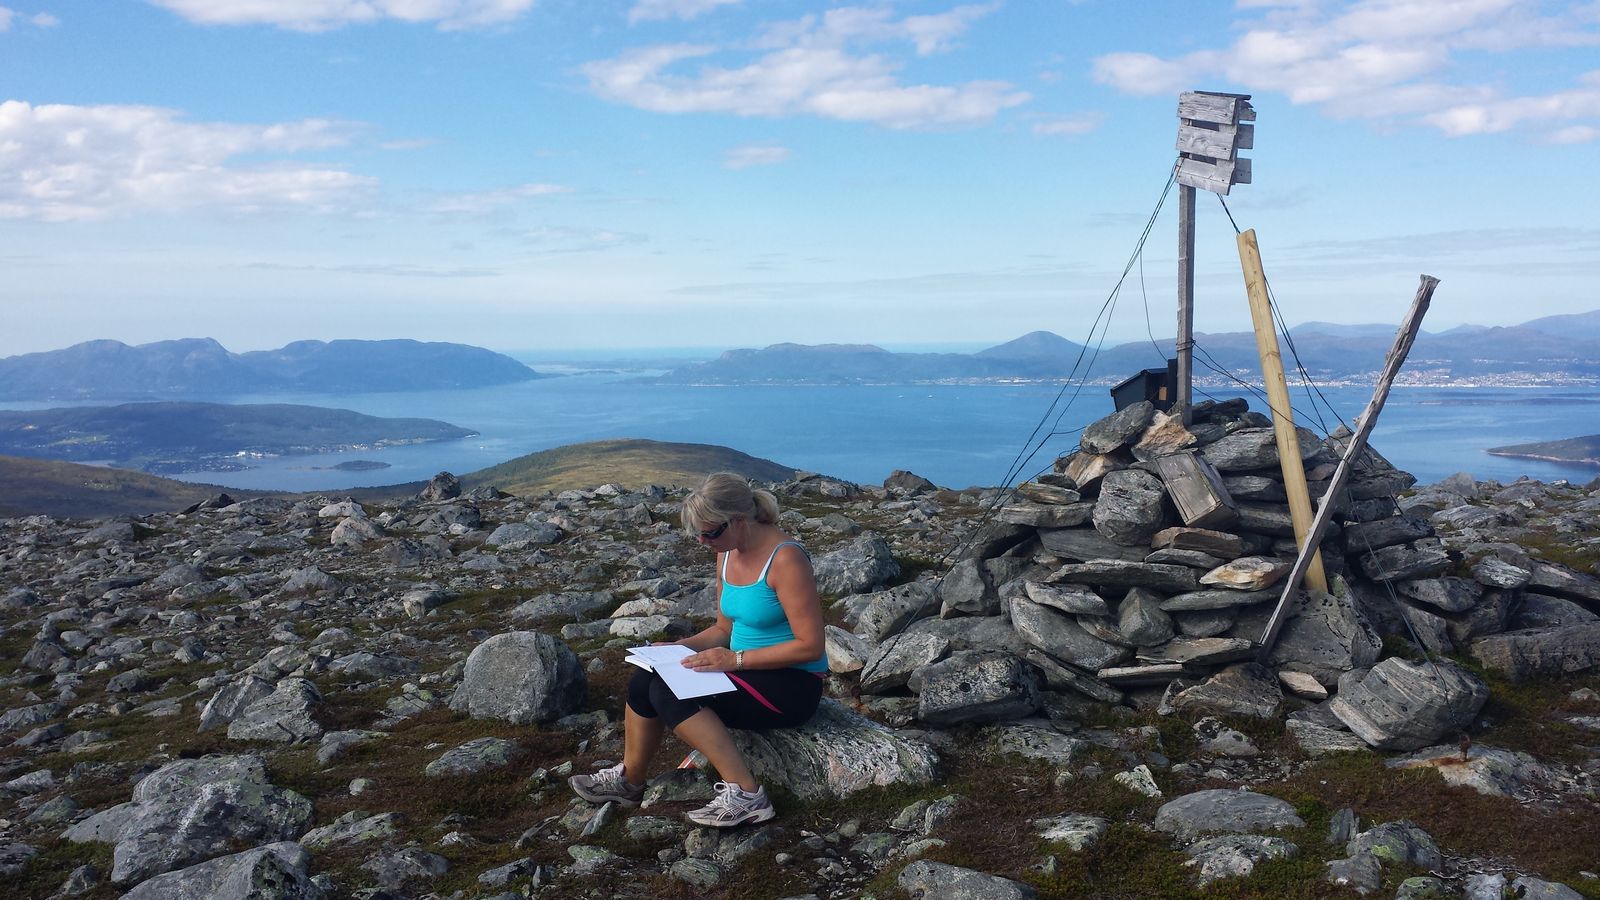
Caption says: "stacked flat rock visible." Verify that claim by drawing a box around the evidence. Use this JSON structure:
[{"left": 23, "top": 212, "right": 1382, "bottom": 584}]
[{"left": 855, "top": 397, "right": 1586, "bottom": 741}]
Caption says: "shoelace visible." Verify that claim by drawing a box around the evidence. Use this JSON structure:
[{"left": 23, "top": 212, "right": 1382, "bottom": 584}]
[{"left": 706, "top": 782, "right": 740, "bottom": 810}]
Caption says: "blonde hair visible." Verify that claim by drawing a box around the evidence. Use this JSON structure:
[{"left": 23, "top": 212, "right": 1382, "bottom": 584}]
[{"left": 681, "top": 472, "right": 779, "bottom": 535}]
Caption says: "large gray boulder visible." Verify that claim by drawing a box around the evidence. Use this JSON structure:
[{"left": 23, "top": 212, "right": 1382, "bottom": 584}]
[
  {"left": 119, "top": 842, "right": 323, "bottom": 900},
  {"left": 67, "top": 755, "right": 313, "bottom": 886},
  {"left": 814, "top": 534, "right": 901, "bottom": 596},
  {"left": 853, "top": 582, "right": 938, "bottom": 642},
  {"left": 1258, "top": 590, "right": 1383, "bottom": 687},
  {"left": 731, "top": 700, "right": 939, "bottom": 800},
  {"left": 1009, "top": 596, "right": 1130, "bottom": 671},
  {"left": 199, "top": 676, "right": 276, "bottom": 733},
  {"left": 1118, "top": 587, "right": 1175, "bottom": 647},
  {"left": 1154, "top": 789, "right": 1305, "bottom": 842},
  {"left": 1164, "top": 663, "right": 1282, "bottom": 719},
  {"left": 916, "top": 652, "right": 1041, "bottom": 726},
  {"left": 860, "top": 632, "right": 950, "bottom": 695},
  {"left": 450, "top": 632, "right": 586, "bottom": 725},
  {"left": 1527, "top": 562, "right": 1600, "bottom": 605},
  {"left": 1330, "top": 658, "right": 1489, "bottom": 751},
  {"left": 937, "top": 558, "right": 995, "bottom": 617},
  {"left": 898, "top": 860, "right": 1037, "bottom": 900},
  {"left": 1092, "top": 469, "right": 1171, "bottom": 546},
  {"left": 1081, "top": 401, "right": 1155, "bottom": 454},
  {"left": 227, "top": 678, "right": 323, "bottom": 744},
  {"left": 1469, "top": 623, "right": 1600, "bottom": 681},
  {"left": 1200, "top": 427, "right": 1319, "bottom": 471}
]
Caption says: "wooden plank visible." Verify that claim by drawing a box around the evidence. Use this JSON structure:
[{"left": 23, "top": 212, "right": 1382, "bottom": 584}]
[
  {"left": 1233, "top": 157, "right": 1252, "bottom": 185},
  {"left": 1176, "top": 124, "right": 1255, "bottom": 160},
  {"left": 1176, "top": 122, "right": 1239, "bottom": 160},
  {"left": 1237, "top": 229, "right": 1327, "bottom": 593},
  {"left": 1257, "top": 275, "right": 1439, "bottom": 659},
  {"left": 1154, "top": 451, "right": 1237, "bottom": 528},
  {"left": 1178, "top": 91, "right": 1249, "bottom": 125},
  {"left": 1176, "top": 156, "right": 1236, "bottom": 195}
]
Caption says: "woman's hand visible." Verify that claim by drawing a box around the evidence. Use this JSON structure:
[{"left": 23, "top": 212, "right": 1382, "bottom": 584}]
[{"left": 681, "top": 648, "right": 736, "bottom": 672}]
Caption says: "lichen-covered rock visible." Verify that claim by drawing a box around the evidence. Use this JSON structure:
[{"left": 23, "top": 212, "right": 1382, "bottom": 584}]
[
  {"left": 118, "top": 842, "right": 323, "bottom": 900},
  {"left": 916, "top": 651, "right": 1041, "bottom": 727},
  {"left": 813, "top": 534, "right": 900, "bottom": 596},
  {"left": 1092, "top": 469, "right": 1171, "bottom": 547},
  {"left": 1330, "top": 658, "right": 1489, "bottom": 751},
  {"left": 424, "top": 737, "right": 524, "bottom": 777},
  {"left": 897, "top": 860, "right": 1037, "bottom": 900},
  {"left": 1154, "top": 790, "right": 1304, "bottom": 842},
  {"left": 1469, "top": 623, "right": 1600, "bottom": 681},
  {"left": 1184, "top": 834, "right": 1297, "bottom": 887},
  {"left": 731, "top": 699, "right": 938, "bottom": 800},
  {"left": 227, "top": 677, "right": 323, "bottom": 744},
  {"left": 73, "top": 755, "right": 314, "bottom": 886},
  {"left": 449, "top": 631, "right": 586, "bottom": 725}
]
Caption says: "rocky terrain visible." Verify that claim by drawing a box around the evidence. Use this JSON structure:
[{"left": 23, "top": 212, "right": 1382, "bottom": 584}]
[{"left": 1, "top": 397, "right": 1599, "bottom": 899}]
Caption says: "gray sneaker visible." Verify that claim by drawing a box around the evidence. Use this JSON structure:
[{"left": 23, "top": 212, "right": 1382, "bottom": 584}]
[
  {"left": 685, "top": 782, "right": 776, "bottom": 827},
  {"left": 568, "top": 763, "right": 644, "bottom": 807}
]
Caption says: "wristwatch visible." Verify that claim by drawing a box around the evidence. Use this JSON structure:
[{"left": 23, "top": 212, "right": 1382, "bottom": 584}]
[{"left": 734, "top": 650, "right": 745, "bottom": 670}]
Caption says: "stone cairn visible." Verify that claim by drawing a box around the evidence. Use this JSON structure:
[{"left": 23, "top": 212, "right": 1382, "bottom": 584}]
[{"left": 844, "top": 396, "right": 1595, "bottom": 751}]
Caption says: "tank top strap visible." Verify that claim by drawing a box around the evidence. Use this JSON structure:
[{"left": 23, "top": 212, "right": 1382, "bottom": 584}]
[{"left": 756, "top": 540, "right": 807, "bottom": 584}]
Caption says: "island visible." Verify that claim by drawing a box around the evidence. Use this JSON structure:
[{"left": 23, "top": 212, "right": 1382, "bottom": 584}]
[
  {"left": 1487, "top": 434, "right": 1600, "bottom": 467},
  {"left": 0, "top": 402, "right": 476, "bottom": 475}
]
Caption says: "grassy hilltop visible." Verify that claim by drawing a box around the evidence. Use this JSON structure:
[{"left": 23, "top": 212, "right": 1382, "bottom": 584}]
[
  {"left": 460, "top": 439, "right": 798, "bottom": 495},
  {"left": 0, "top": 455, "right": 265, "bottom": 519}
]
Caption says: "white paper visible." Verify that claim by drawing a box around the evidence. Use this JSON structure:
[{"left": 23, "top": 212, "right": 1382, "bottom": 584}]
[{"left": 625, "top": 644, "right": 737, "bottom": 699}]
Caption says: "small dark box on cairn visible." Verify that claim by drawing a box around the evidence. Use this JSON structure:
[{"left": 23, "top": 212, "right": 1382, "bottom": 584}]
[{"left": 1110, "top": 359, "right": 1178, "bottom": 412}]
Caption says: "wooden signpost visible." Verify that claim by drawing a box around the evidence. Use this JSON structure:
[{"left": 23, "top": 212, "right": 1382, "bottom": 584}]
[{"left": 1175, "top": 91, "right": 1254, "bottom": 426}]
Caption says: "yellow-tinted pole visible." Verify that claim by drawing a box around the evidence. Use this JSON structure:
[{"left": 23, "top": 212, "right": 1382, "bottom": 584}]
[{"left": 1236, "top": 229, "right": 1327, "bottom": 593}]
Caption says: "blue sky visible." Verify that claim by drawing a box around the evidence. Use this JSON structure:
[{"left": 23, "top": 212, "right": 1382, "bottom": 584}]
[{"left": 2, "top": 0, "right": 1598, "bottom": 356}]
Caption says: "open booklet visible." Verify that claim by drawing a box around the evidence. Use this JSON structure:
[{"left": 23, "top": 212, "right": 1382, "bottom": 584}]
[{"left": 624, "top": 644, "right": 737, "bottom": 699}]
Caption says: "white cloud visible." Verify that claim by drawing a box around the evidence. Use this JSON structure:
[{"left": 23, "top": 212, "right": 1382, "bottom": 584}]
[
  {"left": 146, "top": 0, "right": 534, "bottom": 32},
  {"left": 1031, "top": 113, "right": 1104, "bottom": 136},
  {"left": 0, "top": 100, "right": 375, "bottom": 222},
  {"left": 723, "top": 143, "right": 790, "bottom": 168},
  {"left": 29, "top": 11, "right": 56, "bottom": 26},
  {"left": 628, "top": 0, "right": 741, "bottom": 24},
  {"left": 1424, "top": 71, "right": 1600, "bottom": 138},
  {"left": 1092, "top": 0, "right": 1600, "bottom": 142},
  {"left": 519, "top": 226, "right": 647, "bottom": 253},
  {"left": 583, "top": 5, "right": 1027, "bottom": 130},
  {"left": 0, "top": 8, "right": 12, "bottom": 30},
  {"left": 426, "top": 182, "right": 572, "bottom": 215}
]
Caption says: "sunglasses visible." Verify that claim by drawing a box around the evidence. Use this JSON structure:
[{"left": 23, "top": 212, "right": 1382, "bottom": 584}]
[{"left": 698, "top": 520, "right": 731, "bottom": 541}]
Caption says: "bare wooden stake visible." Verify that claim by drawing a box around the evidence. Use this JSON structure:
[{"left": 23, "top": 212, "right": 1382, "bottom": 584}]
[
  {"left": 1256, "top": 274, "right": 1440, "bottom": 658},
  {"left": 1237, "top": 229, "right": 1328, "bottom": 593}
]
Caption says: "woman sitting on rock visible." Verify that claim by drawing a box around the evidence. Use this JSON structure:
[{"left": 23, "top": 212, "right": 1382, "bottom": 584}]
[{"left": 569, "top": 472, "right": 829, "bottom": 827}]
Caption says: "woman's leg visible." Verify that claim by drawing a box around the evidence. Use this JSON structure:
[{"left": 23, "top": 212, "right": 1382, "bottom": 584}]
[
  {"left": 673, "top": 708, "right": 757, "bottom": 791},
  {"left": 622, "top": 702, "right": 665, "bottom": 784}
]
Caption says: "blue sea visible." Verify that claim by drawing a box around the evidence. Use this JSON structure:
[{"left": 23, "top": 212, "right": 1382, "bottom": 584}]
[{"left": 50, "top": 371, "right": 1592, "bottom": 493}]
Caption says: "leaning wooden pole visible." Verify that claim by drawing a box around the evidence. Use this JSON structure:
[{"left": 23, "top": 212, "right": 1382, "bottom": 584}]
[
  {"left": 1257, "top": 275, "right": 1440, "bottom": 657},
  {"left": 1237, "top": 229, "right": 1328, "bottom": 593}
]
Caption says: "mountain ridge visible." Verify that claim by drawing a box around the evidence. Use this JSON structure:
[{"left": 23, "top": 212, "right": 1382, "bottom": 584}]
[{"left": 0, "top": 338, "right": 546, "bottom": 401}]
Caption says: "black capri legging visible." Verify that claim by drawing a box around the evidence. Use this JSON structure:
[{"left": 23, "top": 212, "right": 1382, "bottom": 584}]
[{"left": 627, "top": 666, "right": 824, "bottom": 730}]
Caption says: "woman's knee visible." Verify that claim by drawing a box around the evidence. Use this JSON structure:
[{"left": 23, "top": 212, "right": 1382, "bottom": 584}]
[{"left": 626, "top": 670, "right": 661, "bottom": 718}]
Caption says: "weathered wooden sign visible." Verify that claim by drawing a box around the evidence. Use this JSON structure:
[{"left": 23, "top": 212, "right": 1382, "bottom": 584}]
[{"left": 1176, "top": 91, "right": 1254, "bottom": 195}]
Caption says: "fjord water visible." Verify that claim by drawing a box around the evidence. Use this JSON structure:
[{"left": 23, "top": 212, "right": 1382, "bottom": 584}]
[{"left": 139, "top": 376, "right": 1599, "bottom": 493}]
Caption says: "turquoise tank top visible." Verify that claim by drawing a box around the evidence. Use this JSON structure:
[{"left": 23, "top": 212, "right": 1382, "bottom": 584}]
[{"left": 720, "top": 541, "right": 828, "bottom": 673}]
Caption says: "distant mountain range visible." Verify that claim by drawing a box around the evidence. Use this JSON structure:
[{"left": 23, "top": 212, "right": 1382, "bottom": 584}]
[
  {"left": 655, "top": 309, "right": 1600, "bottom": 385},
  {"left": 0, "top": 338, "right": 545, "bottom": 401},
  {"left": 0, "top": 402, "right": 475, "bottom": 474}
]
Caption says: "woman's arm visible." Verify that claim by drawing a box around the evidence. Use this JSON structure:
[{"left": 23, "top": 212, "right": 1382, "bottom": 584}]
[{"left": 683, "top": 545, "right": 825, "bottom": 671}]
